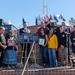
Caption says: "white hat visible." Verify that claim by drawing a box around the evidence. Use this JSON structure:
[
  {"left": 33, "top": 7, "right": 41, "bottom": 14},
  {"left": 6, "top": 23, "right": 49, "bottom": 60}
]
[{"left": 50, "top": 19, "right": 56, "bottom": 22}]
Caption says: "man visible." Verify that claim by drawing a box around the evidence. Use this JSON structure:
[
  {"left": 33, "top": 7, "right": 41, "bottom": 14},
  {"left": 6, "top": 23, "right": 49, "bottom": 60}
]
[
  {"left": 0, "top": 27, "right": 7, "bottom": 68},
  {"left": 37, "top": 22, "right": 49, "bottom": 36},
  {"left": 58, "top": 26, "right": 68, "bottom": 66},
  {"left": 19, "top": 21, "right": 30, "bottom": 34},
  {"left": 62, "top": 22, "right": 71, "bottom": 63},
  {"left": 19, "top": 20, "right": 31, "bottom": 64},
  {"left": 70, "top": 26, "right": 75, "bottom": 55}
]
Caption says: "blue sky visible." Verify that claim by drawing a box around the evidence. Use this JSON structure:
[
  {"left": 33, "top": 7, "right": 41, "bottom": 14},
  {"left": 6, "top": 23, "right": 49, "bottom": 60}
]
[{"left": 0, "top": 0, "right": 75, "bottom": 28}]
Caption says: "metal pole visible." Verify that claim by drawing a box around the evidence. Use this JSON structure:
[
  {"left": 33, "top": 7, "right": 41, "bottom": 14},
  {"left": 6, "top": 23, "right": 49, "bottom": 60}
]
[
  {"left": 21, "top": 41, "right": 35, "bottom": 75},
  {"left": 34, "top": 43, "right": 36, "bottom": 69},
  {"left": 21, "top": 43, "right": 24, "bottom": 65},
  {"left": 42, "top": 0, "right": 44, "bottom": 14},
  {"left": 42, "top": 0, "right": 48, "bottom": 15},
  {"left": 46, "top": 0, "right": 48, "bottom": 14}
]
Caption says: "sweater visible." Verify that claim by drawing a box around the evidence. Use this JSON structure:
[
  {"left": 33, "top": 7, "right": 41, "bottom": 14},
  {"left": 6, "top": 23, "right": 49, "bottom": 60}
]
[{"left": 48, "top": 34, "right": 58, "bottom": 49}]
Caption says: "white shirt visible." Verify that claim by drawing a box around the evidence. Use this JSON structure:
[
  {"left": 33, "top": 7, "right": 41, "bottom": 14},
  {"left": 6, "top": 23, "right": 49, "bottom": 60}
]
[{"left": 23, "top": 28, "right": 30, "bottom": 33}]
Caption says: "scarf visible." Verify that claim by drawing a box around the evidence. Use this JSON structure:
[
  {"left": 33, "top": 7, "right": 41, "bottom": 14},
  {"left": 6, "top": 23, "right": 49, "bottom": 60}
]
[{"left": 48, "top": 34, "right": 53, "bottom": 41}]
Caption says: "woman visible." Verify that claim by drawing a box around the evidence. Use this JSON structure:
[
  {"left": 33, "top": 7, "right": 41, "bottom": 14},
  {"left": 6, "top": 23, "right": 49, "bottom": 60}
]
[
  {"left": 39, "top": 28, "right": 48, "bottom": 66},
  {"left": 3, "top": 30, "right": 18, "bottom": 69},
  {"left": 47, "top": 27, "right": 58, "bottom": 67}
]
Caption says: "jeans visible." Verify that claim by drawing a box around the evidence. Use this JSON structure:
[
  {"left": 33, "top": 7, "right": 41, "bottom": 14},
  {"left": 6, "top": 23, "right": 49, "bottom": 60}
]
[
  {"left": 40, "top": 46, "right": 48, "bottom": 64},
  {"left": 72, "top": 48, "right": 75, "bottom": 54},
  {"left": 48, "top": 48, "right": 57, "bottom": 67}
]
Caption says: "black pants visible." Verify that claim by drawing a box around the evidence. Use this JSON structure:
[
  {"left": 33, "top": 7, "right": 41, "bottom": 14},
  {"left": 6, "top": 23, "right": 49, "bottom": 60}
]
[
  {"left": 21, "top": 43, "right": 30, "bottom": 63},
  {"left": 0, "top": 51, "right": 4, "bottom": 67}
]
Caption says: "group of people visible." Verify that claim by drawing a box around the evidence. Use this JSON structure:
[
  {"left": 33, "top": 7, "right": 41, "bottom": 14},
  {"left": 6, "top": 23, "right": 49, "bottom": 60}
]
[
  {"left": 0, "top": 27, "right": 18, "bottom": 69},
  {"left": 0, "top": 20, "right": 31, "bottom": 69},
  {"left": 0, "top": 20, "right": 75, "bottom": 69},
  {"left": 37, "top": 21, "right": 75, "bottom": 67}
]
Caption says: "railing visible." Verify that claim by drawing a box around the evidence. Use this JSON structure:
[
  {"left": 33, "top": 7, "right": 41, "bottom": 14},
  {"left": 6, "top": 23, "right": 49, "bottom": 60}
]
[{"left": 21, "top": 41, "right": 36, "bottom": 75}]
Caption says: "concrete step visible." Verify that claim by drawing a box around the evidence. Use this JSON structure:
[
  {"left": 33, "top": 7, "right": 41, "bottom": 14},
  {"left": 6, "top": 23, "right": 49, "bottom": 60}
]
[{"left": 0, "top": 67, "right": 75, "bottom": 75}]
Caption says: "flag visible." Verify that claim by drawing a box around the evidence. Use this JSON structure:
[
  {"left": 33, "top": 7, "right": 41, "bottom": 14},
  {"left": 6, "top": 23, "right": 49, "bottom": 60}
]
[
  {"left": 35, "top": 17, "right": 38, "bottom": 25},
  {"left": 38, "top": 15, "right": 45, "bottom": 25},
  {"left": 69, "top": 17, "right": 75, "bottom": 25},
  {"left": 69, "top": 18, "right": 72, "bottom": 23},
  {"left": 56, "top": 14, "right": 60, "bottom": 18},
  {"left": 63, "top": 18, "right": 66, "bottom": 21},
  {"left": 53, "top": 15, "right": 58, "bottom": 23},
  {"left": 43, "top": 14, "right": 50, "bottom": 22},
  {"left": 38, "top": 15, "right": 43, "bottom": 23},
  {"left": 56, "top": 14, "right": 66, "bottom": 21},
  {"left": 50, "top": 15, "right": 53, "bottom": 20},
  {"left": 59, "top": 15, "right": 66, "bottom": 21},
  {"left": 71, "top": 17, "right": 75, "bottom": 22},
  {"left": 22, "top": 18, "right": 26, "bottom": 24},
  {"left": 45, "top": 14, "right": 50, "bottom": 21},
  {"left": 43, "top": 15, "right": 47, "bottom": 22}
]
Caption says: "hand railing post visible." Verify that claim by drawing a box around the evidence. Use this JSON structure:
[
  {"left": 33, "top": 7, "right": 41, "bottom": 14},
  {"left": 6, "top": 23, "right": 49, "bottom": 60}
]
[{"left": 21, "top": 41, "right": 35, "bottom": 75}]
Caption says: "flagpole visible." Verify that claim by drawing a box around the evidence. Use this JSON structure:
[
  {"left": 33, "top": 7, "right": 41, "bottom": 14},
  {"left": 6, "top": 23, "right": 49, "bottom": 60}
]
[{"left": 46, "top": 0, "right": 48, "bottom": 15}]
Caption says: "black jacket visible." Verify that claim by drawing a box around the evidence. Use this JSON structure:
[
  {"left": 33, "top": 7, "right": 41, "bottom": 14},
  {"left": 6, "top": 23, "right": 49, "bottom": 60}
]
[
  {"left": 57, "top": 31, "right": 66, "bottom": 47},
  {"left": 70, "top": 31, "right": 75, "bottom": 48}
]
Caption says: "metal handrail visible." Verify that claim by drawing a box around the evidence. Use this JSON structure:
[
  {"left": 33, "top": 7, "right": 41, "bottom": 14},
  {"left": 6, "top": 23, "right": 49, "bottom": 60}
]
[{"left": 21, "top": 41, "right": 35, "bottom": 75}]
